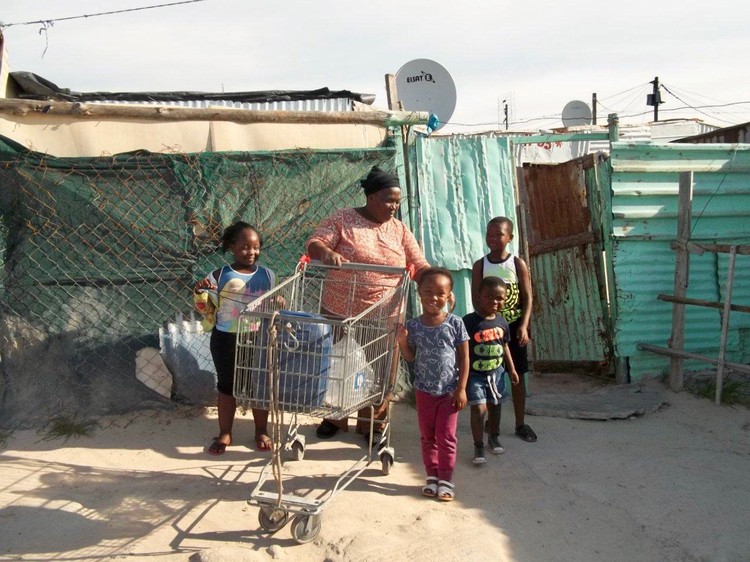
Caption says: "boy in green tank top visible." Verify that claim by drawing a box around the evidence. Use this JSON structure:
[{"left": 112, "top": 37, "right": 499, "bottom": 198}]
[{"left": 471, "top": 216, "right": 537, "bottom": 443}]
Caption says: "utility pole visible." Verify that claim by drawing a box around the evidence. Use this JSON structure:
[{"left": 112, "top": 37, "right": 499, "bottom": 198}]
[
  {"left": 592, "top": 92, "right": 597, "bottom": 125},
  {"left": 503, "top": 99, "right": 509, "bottom": 130},
  {"left": 647, "top": 76, "right": 663, "bottom": 122}
]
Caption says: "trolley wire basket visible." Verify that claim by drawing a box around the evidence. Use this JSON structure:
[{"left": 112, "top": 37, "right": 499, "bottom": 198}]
[{"left": 235, "top": 259, "right": 411, "bottom": 543}]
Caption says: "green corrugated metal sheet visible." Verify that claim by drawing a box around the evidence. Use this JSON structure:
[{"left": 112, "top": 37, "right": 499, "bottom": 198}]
[
  {"left": 609, "top": 142, "right": 750, "bottom": 377},
  {"left": 411, "top": 134, "right": 518, "bottom": 316},
  {"left": 531, "top": 245, "right": 609, "bottom": 362}
]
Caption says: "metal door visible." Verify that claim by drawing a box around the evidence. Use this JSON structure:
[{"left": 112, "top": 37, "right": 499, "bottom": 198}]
[{"left": 519, "top": 154, "right": 612, "bottom": 372}]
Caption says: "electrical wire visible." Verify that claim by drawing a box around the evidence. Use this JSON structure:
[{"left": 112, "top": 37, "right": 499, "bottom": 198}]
[
  {"left": 690, "top": 146, "right": 738, "bottom": 236},
  {"left": 0, "top": 0, "right": 209, "bottom": 29},
  {"left": 597, "top": 82, "right": 651, "bottom": 108},
  {"left": 661, "top": 84, "right": 736, "bottom": 124}
]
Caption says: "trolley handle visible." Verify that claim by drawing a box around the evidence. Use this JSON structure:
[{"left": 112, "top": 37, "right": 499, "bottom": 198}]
[{"left": 305, "top": 258, "right": 411, "bottom": 276}]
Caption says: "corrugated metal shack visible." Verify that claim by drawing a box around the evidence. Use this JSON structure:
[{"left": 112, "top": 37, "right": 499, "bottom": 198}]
[
  {"left": 411, "top": 126, "right": 750, "bottom": 383},
  {"left": 607, "top": 142, "right": 750, "bottom": 378}
]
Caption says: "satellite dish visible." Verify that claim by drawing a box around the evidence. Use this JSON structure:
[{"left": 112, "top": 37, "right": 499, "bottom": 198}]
[
  {"left": 561, "top": 100, "right": 592, "bottom": 127},
  {"left": 395, "top": 59, "right": 456, "bottom": 131}
]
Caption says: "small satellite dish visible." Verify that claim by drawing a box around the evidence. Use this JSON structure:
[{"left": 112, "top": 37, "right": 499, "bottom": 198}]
[
  {"left": 561, "top": 100, "right": 592, "bottom": 128},
  {"left": 395, "top": 59, "right": 456, "bottom": 131}
]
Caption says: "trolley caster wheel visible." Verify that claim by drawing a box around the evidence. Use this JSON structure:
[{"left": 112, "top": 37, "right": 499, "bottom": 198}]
[
  {"left": 380, "top": 452, "right": 394, "bottom": 475},
  {"left": 258, "top": 507, "right": 289, "bottom": 533},
  {"left": 291, "top": 439, "right": 305, "bottom": 461},
  {"left": 291, "top": 513, "right": 321, "bottom": 544}
]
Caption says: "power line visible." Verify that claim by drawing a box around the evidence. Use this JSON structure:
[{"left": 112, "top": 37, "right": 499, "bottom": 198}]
[
  {"left": 0, "top": 0, "right": 209, "bottom": 29},
  {"left": 661, "top": 84, "right": 735, "bottom": 124},
  {"left": 446, "top": 99, "right": 750, "bottom": 130},
  {"left": 598, "top": 82, "right": 651, "bottom": 104}
]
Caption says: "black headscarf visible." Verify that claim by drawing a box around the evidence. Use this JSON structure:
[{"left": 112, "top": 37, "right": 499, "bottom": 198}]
[{"left": 360, "top": 166, "right": 400, "bottom": 196}]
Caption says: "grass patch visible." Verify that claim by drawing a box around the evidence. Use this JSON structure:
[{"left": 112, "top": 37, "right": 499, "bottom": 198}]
[
  {"left": 686, "top": 374, "right": 750, "bottom": 405},
  {"left": 0, "top": 429, "right": 13, "bottom": 449},
  {"left": 36, "top": 415, "right": 99, "bottom": 443}
]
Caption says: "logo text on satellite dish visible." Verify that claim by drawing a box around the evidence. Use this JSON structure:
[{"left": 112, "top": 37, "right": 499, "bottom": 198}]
[{"left": 407, "top": 71, "right": 435, "bottom": 84}]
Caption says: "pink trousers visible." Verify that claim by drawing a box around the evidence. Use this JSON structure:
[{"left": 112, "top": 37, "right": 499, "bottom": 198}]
[{"left": 415, "top": 389, "right": 458, "bottom": 483}]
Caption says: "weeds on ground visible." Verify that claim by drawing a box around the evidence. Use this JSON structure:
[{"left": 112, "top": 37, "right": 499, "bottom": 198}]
[
  {"left": 0, "top": 429, "right": 13, "bottom": 449},
  {"left": 36, "top": 414, "right": 99, "bottom": 443},
  {"left": 685, "top": 375, "right": 750, "bottom": 406}
]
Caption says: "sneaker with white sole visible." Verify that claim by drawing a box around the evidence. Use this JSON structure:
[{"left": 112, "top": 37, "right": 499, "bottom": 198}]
[
  {"left": 473, "top": 444, "right": 487, "bottom": 465},
  {"left": 488, "top": 434, "right": 505, "bottom": 454}
]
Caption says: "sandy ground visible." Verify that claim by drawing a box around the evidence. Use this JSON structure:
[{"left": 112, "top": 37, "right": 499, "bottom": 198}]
[{"left": 1, "top": 375, "right": 749, "bottom": 562}]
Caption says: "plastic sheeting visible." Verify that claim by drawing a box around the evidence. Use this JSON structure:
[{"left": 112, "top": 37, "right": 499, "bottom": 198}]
[{"left": 410, "top": 134, "right": 518, "bottom": 316}]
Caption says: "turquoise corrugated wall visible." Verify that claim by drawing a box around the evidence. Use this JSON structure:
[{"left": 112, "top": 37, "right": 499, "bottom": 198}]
[
  {"left": 609, "top": 142, "right": 750, "bottom": 378},
  {"left": 410, "top": 134, "right": 518, "bottom": 317}
]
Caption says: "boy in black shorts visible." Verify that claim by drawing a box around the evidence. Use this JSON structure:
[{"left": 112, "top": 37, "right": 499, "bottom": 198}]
[{"left": 464, "top": 277, "right": 520, "bottom": 464}]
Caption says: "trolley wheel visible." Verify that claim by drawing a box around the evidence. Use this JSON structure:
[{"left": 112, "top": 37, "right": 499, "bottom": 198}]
[
  {"left": 258, "top": 507, "right": 289, "bottom": 533},
  {"left": 380, "top": 452, "right": 394, "bottom": 475},
  {"left": 291, "top": 513, "right": 321, "bottom": 544},
  {"left": 291, "top": 440, "right": 305, "bottom": 461}
]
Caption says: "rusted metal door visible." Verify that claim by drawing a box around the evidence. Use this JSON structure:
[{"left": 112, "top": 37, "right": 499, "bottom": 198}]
[{"left": 519, "top": 154, "right": 612, "bottom": 372}]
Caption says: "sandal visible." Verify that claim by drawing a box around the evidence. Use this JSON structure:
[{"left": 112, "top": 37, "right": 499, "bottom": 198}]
[
  {"left": 515, "top": 424, "right": 538, "bottom": 442},
  {"left": 255, "top": 434, "right": 272, "bottom": 451},
  {"left": 207, "top": 439, "right": 227, "bottom": 456},
  {"left": 436, "top": 480, "right": 455, "bottom": 502},
  {"left": 421, "top": 476, "right": 438, "bottom": 498},
  {"left": 316, "top": 419, "right": 341, "bottom": 439}
]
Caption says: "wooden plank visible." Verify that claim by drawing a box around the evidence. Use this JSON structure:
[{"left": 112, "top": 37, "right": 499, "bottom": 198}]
[
  {"left": 669, "top": 171, "right": 693, "bottom": 391},
  {"left": 0, "top": 98, "right": 430, "bottom": 127},
  {"left": 637, "top": 343, "right": 750, "bottom": 375},
  {"left": 612, "top": 162, "right": 750, "bottom": 173},
  {"left": 657, "top": 294, "right": 750, "bottom": 315},
  {"left": 715, "top": 246, "right": 738, "bottom": 404},
  {"left": 688, "top": 243, "right": 750, "bottom": 256},
  {"left": 510, "top": 132, "right": 610, "bottom": 144},
  {"left": 384, "top": 74, "right": 399, "bottom": 111},
  {"left": 528, "top": 231, "right": 598, "bottom": 256}
]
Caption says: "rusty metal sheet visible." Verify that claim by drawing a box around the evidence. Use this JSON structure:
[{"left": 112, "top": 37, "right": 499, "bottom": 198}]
[{"left": 522, "top": 156, "right": 593, "bottom": 246}]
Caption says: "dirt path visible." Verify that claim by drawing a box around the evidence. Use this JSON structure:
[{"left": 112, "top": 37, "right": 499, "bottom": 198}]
[{"left": 1, "top": 379, "right": 748, "bottom": 562}]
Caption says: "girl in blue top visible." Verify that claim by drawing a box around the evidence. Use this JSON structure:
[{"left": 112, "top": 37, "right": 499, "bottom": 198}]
[
  {"left": 396, "top": 267, "right": 469, "bottom": 501},
  {"left": 194, "top": 222, "right": 275, "bottom": 455}
]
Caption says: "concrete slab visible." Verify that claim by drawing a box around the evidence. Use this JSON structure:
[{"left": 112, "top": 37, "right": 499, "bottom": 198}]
[{"left": 526, "top": 382, "right": 666, "bottom": 420}]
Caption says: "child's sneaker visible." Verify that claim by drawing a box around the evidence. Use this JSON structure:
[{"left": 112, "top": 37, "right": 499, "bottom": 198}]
[
  {"left": 473, "top": 443, "right": 487, "bottom": 465},
  {"left": 488, "top": 434, "right": 505, "bottom": 454}
]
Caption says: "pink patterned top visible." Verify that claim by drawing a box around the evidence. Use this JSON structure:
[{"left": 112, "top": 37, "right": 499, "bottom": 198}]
[{"left": 306, "top": 207, "right": 429, "bottom": 317}]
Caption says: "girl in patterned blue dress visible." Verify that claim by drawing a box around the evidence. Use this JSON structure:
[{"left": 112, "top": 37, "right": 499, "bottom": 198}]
[{"left": 396, "top": 267, "right": 470, "bottom": 501}]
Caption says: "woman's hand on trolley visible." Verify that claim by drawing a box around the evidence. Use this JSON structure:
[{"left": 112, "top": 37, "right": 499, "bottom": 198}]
[
  {"left": 322, "top": 248, "right": 348, "bottom": 266},
  {"left": 374, "top": 390, "right": 393, "bottom": 417},
  {"left": 452, "top": 387, "right": 467, "bottom": 411}
]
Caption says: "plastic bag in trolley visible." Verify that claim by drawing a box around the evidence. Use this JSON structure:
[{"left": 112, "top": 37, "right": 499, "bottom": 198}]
[
  {"left": 252, "top": 311, "right": 332, "bottom": 408},
  {"left": 324, "top": 335, "right": 375, "bottom": 409}
]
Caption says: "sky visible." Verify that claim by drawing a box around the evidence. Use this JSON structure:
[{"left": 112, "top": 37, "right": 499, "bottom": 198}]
[{"left": 2, "top": 0, "right": 749, "bottom": 134}]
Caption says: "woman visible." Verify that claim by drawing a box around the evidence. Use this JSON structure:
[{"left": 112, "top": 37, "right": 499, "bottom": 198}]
[{"left": 306, "top": 165, "right": 430, "bottom": 439}]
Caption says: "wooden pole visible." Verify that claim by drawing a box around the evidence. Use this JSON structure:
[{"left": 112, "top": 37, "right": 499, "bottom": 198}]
[
  {"left": 669, "top": 171, "right": 693, "bottom": 391},
  {"left": 608, "top": 113, "right": 619, "bottom": 143},
  {"left": 385, "top": 74, "right": 399, "bottom": 111},
  {"left": 715, "top": 245, "right": 737, "bottom": 405},
  {"left": 0, "top": 98, "right": 430, "bottom": 127}
]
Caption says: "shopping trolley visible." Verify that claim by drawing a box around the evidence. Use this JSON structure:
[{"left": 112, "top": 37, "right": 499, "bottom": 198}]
[{"left": 234, "top": 259, "right": 410, "bottom": 543}]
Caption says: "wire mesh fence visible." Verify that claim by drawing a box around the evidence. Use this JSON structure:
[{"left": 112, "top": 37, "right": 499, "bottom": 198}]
[{"left": 0, "top": 139, "right": 399, "bottom": 428}]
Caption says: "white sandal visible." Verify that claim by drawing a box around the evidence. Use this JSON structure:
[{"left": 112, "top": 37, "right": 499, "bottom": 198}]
[
  {"left": 421, "top": 476, "right": 438, "bottom": 497},
  {"left": 437, "top": 480, "right": 455, "bottom": 502}
]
